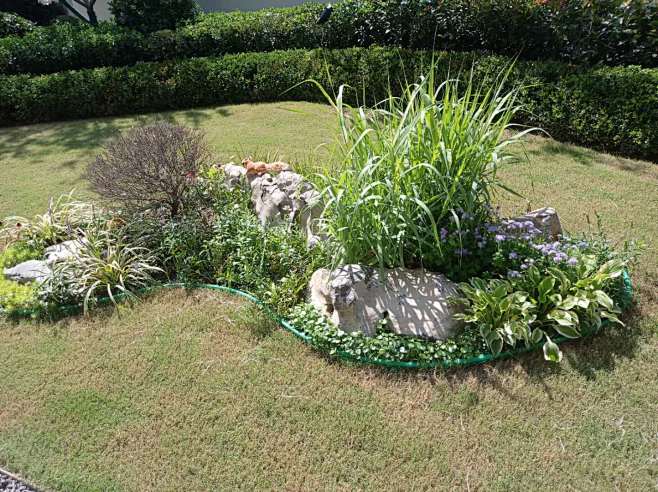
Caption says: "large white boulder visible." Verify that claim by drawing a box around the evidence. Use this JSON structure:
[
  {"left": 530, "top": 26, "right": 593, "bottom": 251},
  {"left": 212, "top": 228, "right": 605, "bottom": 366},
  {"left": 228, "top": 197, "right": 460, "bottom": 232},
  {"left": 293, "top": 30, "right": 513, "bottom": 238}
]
[
  {"left": 309, "top": 265, "right": 463, "bottom": 340},
  {"left": 3, "top": 260, "right": 51, "bottom": 284}
]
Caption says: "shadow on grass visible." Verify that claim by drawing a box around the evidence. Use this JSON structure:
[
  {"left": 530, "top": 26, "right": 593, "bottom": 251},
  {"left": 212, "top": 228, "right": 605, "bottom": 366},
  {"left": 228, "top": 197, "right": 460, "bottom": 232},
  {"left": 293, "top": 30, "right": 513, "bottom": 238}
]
[
  {"left": 0, "top": 106, "right": 232, "bottom": 164},
  {"left": 349, "top": 302, "right": 650, "bottom": 396},
  {"left": 528, "top": 140, "right": 596, "bottom": 167}
]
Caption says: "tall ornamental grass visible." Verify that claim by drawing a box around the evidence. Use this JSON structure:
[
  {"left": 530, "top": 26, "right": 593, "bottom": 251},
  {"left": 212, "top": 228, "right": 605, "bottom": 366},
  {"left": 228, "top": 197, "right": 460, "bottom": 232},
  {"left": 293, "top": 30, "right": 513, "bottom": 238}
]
[{"left": 312, "top": 67, "right": 534, "bottom": 271}]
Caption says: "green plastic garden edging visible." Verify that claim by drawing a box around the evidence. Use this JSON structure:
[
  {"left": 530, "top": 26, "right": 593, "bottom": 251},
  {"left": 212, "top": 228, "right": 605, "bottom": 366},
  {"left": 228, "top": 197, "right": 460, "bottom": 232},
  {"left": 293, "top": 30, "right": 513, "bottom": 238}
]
[{"left": 6, "top": 271, "right": 634, "bottom": 370}]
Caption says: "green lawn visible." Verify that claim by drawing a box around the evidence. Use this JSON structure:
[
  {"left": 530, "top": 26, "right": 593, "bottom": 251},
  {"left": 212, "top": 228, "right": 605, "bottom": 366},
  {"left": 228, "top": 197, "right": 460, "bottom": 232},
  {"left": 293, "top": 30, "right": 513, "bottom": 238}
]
[{"left": 1, "top": 102, "right": 657, "bottom": 491}]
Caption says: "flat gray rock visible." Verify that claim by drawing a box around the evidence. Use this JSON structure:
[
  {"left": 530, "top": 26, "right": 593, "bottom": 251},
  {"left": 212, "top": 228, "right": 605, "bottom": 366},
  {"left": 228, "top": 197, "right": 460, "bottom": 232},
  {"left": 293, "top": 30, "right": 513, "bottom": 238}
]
[
  {"left": 3, "top": 260, "right": 51, "bottom": 284},
  {"left": 514, "top": 207, "right": 562, "bottom": 239}
]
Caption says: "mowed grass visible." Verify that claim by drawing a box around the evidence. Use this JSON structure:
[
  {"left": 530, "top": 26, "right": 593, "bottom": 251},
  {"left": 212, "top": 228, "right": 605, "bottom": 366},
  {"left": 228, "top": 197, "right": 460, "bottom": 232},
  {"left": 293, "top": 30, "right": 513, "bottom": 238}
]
[{"left": 1, "top": 102, "right": 657, "bottom": 491}]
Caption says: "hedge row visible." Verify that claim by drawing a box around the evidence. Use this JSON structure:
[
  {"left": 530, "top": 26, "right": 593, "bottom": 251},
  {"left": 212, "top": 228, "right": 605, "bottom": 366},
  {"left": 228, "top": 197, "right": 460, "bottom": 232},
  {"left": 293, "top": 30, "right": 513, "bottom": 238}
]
[
  {"left": 1, "top": 47, "right": 656, "bottom": 161},
  {"left": 1, "top": 0, "right": 657, "bottom": 75},
  {"left": 0, "top": 12, "right": 35, "bottom": 38}
]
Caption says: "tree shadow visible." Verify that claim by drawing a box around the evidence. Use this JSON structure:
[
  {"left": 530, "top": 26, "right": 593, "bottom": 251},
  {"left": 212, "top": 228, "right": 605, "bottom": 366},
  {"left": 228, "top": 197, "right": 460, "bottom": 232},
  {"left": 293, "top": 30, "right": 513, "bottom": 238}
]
[
  {"left": 525, "top": 136, "right": 658, "bottom": 181},
  {"left": 528, "top": 140, "right": 596, "bottom": 167},
  {"left": 0, "top": 105, "right": 233, "bottom": 166}
]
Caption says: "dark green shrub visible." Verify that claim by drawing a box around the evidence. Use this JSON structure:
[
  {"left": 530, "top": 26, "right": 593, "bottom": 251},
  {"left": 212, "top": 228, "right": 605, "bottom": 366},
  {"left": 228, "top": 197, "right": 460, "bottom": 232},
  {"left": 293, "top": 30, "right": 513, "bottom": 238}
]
[
  {"left": 0, "top": 0, "right": 66, "bottom": 25},
  {"left": 0, "top": 22, "right": 143, "bottom": 75},
  {"left": 0, "top": 12, "right": 35, "bottom": 37},
  {"left": 1, "top": 0, "right": 656, "bottom": 76},
  {"left": 1, "top": 48, "right": 656, "bottom": 160},
  {"left": 109, "top": 0, "right": 199, "bottom": 32}
]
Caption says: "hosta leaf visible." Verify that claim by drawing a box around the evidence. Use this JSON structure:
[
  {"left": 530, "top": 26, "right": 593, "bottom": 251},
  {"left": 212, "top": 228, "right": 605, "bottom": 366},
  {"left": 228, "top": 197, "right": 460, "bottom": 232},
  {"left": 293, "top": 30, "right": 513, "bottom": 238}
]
[
  {"left": 554, "top": 324, "right": 581, "bottom": 339},
  {"left": 531, "top": 328, "right": 544, "bottom": 345},
  {"left": 547, "top": 309, "right": 577, "bottom": 327},
  {"left": 543, "top": 337, "right": 563, "bottom": 363},
  {"left": 538, "top": 277, "right": 555, "bottom": 301},
  {"left": 560, "top": 295, "right": 578, "bottom": 310},
  {"left": 593, "top": 290, "right": 614, "bottom": 310},
  {"left": 601, "top": 311, "right": 625, "bottom": 326}
]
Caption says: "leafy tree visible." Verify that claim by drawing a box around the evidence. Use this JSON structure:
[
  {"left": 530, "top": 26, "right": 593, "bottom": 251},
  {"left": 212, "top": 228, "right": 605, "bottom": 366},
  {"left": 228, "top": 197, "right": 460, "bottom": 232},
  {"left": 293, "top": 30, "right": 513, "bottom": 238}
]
[{"left": 109, "top": 0, "right": 199, "bottom": 32}]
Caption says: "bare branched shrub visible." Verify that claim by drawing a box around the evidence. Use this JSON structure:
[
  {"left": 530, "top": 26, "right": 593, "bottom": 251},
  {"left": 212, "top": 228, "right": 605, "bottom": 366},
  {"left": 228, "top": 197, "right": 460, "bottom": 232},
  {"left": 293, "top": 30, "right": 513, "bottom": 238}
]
[{"left": 86, "top": 122, "right": 210, "bottom": 218}]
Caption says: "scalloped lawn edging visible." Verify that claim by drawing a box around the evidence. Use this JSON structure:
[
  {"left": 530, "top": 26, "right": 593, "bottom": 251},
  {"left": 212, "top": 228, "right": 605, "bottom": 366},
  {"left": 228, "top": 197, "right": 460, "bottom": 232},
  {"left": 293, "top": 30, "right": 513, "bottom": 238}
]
[{"left": 3, "top": 270, "right": 634, "bottom": 370}]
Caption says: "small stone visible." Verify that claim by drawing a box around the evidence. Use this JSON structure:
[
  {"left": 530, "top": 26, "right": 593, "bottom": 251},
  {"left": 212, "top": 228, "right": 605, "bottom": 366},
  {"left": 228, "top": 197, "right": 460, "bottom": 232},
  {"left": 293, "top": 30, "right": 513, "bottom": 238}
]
[
  {"left": 514, "top": 207, "right": 562, "bottom": 239},
  {"left": 221, "top": 163, "right": 247, "bottom": 190},
  {"left": 44, "top": 239, "right": 85, "bottom": 264}
]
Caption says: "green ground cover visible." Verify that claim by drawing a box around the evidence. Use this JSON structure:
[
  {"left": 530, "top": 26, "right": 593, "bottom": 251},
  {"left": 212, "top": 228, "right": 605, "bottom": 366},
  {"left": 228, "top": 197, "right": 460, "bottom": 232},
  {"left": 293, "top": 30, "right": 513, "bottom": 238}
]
[{"left": 0, "top": 102, "right": 656, "bottom": 490}]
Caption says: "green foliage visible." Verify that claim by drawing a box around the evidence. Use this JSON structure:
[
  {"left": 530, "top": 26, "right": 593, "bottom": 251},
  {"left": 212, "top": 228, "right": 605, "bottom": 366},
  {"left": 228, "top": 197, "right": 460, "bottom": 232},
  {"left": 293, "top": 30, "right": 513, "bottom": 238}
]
[
  {"left": 41, "top": 227, "right": 163, "bottom": 312},
  {"left": 0, "top": 276, "right": 40, "bottom": 315},
  {"left": 0, "top": 12, "right": 35, "bottom": 37},
  {"left": 457, "top": 257, "right": 629, "bottom": 362},
  {"left": 289, "top": 303, "right": 488, "bottom": 365},
  {"left": 1, "top": 0, "right": 656, "bottom": 76},
  {"left": 128, "top": 173, "right": 328, "bottom": 315},
  {"left": 313, "top": 68, "right": 529, "bottom": 270},
  {"left": 0, "top": 0, "right": 65, "bottom": 26},
  {"left": 0, "top": 22, "right": 143, "bottom": 75},
  {"left": 0, "top": 192, "right": 94, "bottom": 249},
  {"left": 0, "top": 48, "right": 655, "bottom": 160},
  {"left": 0, "top": 241, "right": 43, "bottom": 269},
  {"left": 109, "top": 0, "right": 199, "bottom": 32}
]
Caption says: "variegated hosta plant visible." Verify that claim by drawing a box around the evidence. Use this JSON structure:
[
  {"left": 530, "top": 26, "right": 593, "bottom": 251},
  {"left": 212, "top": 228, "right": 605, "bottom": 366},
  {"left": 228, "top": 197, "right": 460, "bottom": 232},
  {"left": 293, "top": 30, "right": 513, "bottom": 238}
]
[
  {"left": 457, "top": 257, "right": 627, "bottom": 362},
  {"left": 42, "top": 227, "right": 163, "bottom": 313}
]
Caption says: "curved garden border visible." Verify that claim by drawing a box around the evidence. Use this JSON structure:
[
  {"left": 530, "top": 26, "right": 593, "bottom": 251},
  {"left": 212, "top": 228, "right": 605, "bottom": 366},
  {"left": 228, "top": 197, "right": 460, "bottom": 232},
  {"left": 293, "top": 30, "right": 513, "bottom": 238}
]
[{"left": 7, "top": 271, "right": 634, "bottom": 370}]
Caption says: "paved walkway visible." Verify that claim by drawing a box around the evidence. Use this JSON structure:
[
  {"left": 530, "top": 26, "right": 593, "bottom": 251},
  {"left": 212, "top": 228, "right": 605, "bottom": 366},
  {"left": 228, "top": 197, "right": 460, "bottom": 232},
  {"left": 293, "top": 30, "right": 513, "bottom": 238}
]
[{"left": 0, "top": 468, "right": 36, "bottom": 492}]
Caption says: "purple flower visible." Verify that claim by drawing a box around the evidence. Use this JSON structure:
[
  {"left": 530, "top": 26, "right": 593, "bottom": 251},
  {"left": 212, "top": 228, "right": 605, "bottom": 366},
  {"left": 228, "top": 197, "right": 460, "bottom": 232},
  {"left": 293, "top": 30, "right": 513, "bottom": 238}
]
[
  {"left": 508, "top": 251, "right": 518, "bottom": 260},
  {"left": 455, "top": 247, "right": 470, "bottom": 257},
  {"left": 507, "top": 270, "right": 521, "bottom": 279},
  {"left": 486, "top": 224, "right": 499, "bottom": 233},
  {"left": 567, "top": 257, "right": 578, "bottom": 266},
  {"left": 495, "top": 234, "right": 506, "bottom": 242},
  {"left": 440, "top": 228, "right": 448, "bottom": 241},
  {"left": 553, "top": 252, "right": 568, "bottom": 263}
]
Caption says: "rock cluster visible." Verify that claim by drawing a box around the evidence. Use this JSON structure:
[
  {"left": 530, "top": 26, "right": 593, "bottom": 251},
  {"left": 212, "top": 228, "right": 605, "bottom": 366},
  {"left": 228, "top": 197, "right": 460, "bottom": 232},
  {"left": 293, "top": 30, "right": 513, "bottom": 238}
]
[
  {"left": 309, "top": 265, "right": 463, "bottom": 341},
  {"left": 221, "top": 163, "right": 323, "bottom": 246}
]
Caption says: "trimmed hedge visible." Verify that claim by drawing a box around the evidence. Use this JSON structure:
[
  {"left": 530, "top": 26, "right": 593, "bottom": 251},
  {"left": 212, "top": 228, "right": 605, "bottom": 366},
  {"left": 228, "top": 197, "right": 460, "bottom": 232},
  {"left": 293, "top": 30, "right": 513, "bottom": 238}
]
[
  {"left": 1, "top": 47, "right": 656, "bottom": 161},
  {"left": 1, "top": 0, "right": 657, "bottom": 76},
  {"left": 0, "top": 12, "right": 36, "bottom": 37}
]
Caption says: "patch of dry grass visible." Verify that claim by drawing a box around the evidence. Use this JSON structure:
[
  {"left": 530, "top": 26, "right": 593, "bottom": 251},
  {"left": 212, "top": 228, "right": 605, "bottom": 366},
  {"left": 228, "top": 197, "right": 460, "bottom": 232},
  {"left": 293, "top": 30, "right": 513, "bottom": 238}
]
[
  {"left": 1, "top": 290, "right": 656, "bottom": 490},
  {"left": 1, "top": 103, "right": 657, "bottom": 491}
]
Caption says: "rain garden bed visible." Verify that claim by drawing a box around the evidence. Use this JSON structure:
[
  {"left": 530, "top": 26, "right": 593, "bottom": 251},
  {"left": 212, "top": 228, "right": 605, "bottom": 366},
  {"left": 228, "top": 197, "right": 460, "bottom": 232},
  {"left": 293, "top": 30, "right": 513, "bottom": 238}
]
[{"left": 0, "top": 71, "right": 640, "bottom": 368}]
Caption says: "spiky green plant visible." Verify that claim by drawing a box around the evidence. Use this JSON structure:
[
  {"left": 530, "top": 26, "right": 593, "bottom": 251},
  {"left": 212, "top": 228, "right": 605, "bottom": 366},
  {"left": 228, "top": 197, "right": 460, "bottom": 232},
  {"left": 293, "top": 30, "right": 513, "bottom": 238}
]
[
  {"left": 44, "top": 228, "right": 163, "bottom": 313},
  {"left": 310, "top": 67, "right": 535, "bottom": 270},
  {"left": 0, "top": 191, "right": 95, "bottom": 249}
]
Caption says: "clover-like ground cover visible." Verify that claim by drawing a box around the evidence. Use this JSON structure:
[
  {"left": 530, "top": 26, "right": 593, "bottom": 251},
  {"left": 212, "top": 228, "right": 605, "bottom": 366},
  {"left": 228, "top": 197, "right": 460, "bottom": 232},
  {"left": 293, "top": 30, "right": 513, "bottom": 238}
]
[{"left": 0, "top": 102, "right": 657, "bottom": 490}]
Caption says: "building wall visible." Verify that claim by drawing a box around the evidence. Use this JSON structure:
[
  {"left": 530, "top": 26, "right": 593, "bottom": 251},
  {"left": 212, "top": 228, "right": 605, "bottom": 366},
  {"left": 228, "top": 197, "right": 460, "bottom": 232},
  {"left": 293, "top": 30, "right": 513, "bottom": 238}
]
[{"left": 72, "top": 0, "right": 313, "bottom": 21}]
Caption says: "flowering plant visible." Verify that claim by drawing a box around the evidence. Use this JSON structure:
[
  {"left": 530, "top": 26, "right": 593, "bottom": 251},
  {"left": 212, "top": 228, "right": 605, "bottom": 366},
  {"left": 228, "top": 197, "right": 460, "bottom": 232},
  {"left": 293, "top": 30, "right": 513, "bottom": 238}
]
[{"left": 457, "top": 256, "right": 628, "bottom": 362}]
